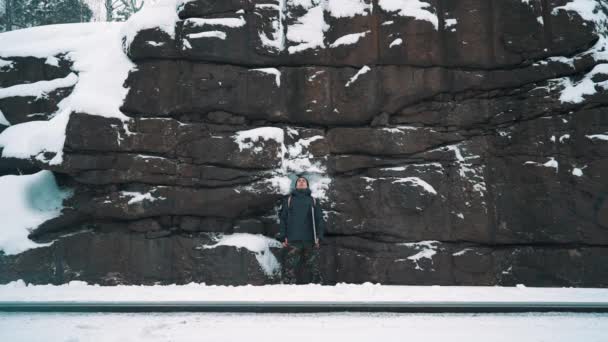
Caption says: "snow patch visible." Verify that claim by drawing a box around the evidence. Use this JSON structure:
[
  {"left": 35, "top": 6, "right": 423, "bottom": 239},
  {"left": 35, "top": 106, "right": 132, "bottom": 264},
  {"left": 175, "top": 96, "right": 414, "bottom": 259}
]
[
  {"left": 188, "top": 31, "right": 227, "bottom": 40},
  {"left": 553, "top": 64, "right": 608, "bottom": 103},
  {"left": 396, "top": 240, "right": 439, "bottom": 271},
  {"left": 378, "top": 0, "right": 438, "bottom": 29},
  {"left": 0, "top": 171, "right": 73, "bottom": 255},
  {"left": 445, "top": 18, "right": 457, "bottom": 29},
  {"left": 0, "top": 58, "right": 13, "bottom": 70},
  {"left": 391, "top": 177, "right": 437, "bottom": 195},
  {"left": 251, "top": 68, "right": 282, "bottom": 87},
  {"left": 185, "top": 17, "right": 246, "bottom": 28},
  {"left": 524, "top": 157, "right": 559, "bottom": 173},
  {"left": 0, "top": 73, "right": 78, "bottom": 100},
  {"left": 233, "top": 127, "right": 285, "bottom": 153},
  {"left": 199, "top": 233, "right": 282, "bottom": 277},
  {"left": 326, "top": 0, "right": 373, "bottom": 18},
  {"left": 0, "top": 22, "right": 135, "bottom": 165},
  {"left": 572, "top": 167, "right": 584, "bottom": 177},
  {"left": 452, "top": 248, "right": 473, "bottom": 256},
  {"left": 286, "top": 4, "right": 329, "bottom": 54},
  {"left": 585, "top": 133, "right": 608, "bottom": 141},
  {"left": 44, "top": 56, "right": 59, "bottom": 67},
  {"left": 0, "top": 109, "right": 9, "bottom": 126},
  {"left": 120, "top": 190, "right": 167, "bottom": 205},
  {"left": 329, "top": 30, "right": 371, "bottom": 47},
  {"left": 389, "top": 38, "right": 403, "bottom": 47},
  {"left": 121, "top": 0, "right": 180, "bottom": 52},
  {"left": 257, "top": 0, "right": 286, "bottom": 52},
  {"left": 345, "top": 65, "right": 371, "bottom": 87}
]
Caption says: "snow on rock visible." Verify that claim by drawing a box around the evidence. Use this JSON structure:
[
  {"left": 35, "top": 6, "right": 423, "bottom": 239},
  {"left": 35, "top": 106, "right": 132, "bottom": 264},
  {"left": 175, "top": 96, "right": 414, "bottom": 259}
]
[
  {"left": 233, "top": 127, "right": 285, "bottom": 153},
  {"left": 188, "top": 31, "right": 227, "bottom": 40},
  {"left": 0, "top": 73, "right": 78, "bottom": 100},
  {"left": 389, "top": 38, "right": 403, "bottom": 47},
  {"left": 0, "top": 58, "right": 13, "bottom": 70},
  {"left": 119, "top": 190, "right": 167, "bottom": 205},
  {"left": 441, "top": 144, "right": 487, "bottom": 205},
  {"left": 284, "top": 135, "right": 325, "bottom": 173},
  {"left": 391, "top": 177, "right": 437, "bottom": 195},
  {"left": 524, "top": 157, "right": 559, "bottom": 173},
  {"left": 44, "top": 56, "right": 59, "bottom": 67},
  {"left": 0, "top": 170, "right": 73, "bottom": 255},
  {"left": 381, "top": 162, "right": 444, "bottom": 175},
  {"left": 230, "top": 125, "right": 322, "bottom": 203},
  {"left": 362, "top": 176, "right": 437, "bottom": 196},
  {"left": 551, "top": 0, "right": 608, "bottom": 26},
  {"left": 572, "top": 167, "right": 584, "bottom": 177},
  {"left": 395, "top": 240, "right": 440, "bottom": 271},
  {"left": 377, "top": 0, "right": 439, "bottom": 29},
  {"left": 445, "top": 18, "right": 457, "bottom": 30},
  {"left": 345, "top": 65, "right": 371, "bottom": 87},
  {"left": 286, "top": 2, "right": 329, "bottom": 54},
  {"left": 553, "top": 64, "right": 608, "bottom": 103},
  {"left": 381, "top": 125, "right": 418, "bottom": 133},
  {"left": 585, "top": 133, "right": 608, "bottom": 141},
  {"left": 329, "top": 30, "right": 371, "bottom": 47},
  {"left": 185, "top": 17, "right": 247, "bottom": 28},
  {"left": 251, "top": 68, "right": 282, "bottom": 87},
  {"left": 0, "top": 21, "right": 135, "bottom": 165},
  {"left": 121, "top": 0, "right": 180, "bottom": 52},
  {"left": 199, "top": 233, "right": 282, "bottom": 276},
  {"left": 257, "top": 1, "right": 286, "bottom": 52},
  {"left": 452, "top": 247, "right": 473, "bottom": 256},
  {"left": 543, "top": 157, "right": 559, "bottom": 171},
  {"left": 249, "top": 129, "right": 331, "bottom": 201},
  {"left": 146, "top": 41, "right": 165, "bottom": 47},
  {"left": 0, "top": 109, "right": 9, "bottom": 126},
  {"left": 326, "top": 0, "right": 373, "bottom": 18}
]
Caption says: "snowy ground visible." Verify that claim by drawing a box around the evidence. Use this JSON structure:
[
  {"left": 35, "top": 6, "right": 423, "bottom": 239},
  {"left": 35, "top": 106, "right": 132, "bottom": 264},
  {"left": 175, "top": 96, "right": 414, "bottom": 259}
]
[
  {"left": 0, "top": 311, "right": 607, "bottom": 342},
  {"left": 2, "top": 280, "right": 608, "bottom": 304}
]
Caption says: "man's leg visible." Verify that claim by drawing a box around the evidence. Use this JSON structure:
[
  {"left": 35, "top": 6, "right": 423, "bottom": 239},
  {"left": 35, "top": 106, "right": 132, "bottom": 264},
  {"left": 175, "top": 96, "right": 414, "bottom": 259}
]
[
  {"left": 282, "top": 243, "right": 302, "bottom": 284},
  {"left": 303, "top": 242, "right": 323, "bottom": 284}
]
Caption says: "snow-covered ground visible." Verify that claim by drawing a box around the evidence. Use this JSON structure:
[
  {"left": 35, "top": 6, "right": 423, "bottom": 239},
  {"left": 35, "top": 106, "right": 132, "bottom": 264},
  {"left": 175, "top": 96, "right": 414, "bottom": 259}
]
[
  {"left": 0, "top": 311, "right": 607, "bottom": 342},
  {"left": 2, "top": 280, "right": 608, "bottom": 304}
]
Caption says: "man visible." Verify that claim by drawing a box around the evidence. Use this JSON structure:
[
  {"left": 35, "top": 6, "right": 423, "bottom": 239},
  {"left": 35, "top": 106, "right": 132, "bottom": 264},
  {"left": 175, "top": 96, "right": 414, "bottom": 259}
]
[{"left": 277, "top": 176, "right": 325, "bottom": 284}]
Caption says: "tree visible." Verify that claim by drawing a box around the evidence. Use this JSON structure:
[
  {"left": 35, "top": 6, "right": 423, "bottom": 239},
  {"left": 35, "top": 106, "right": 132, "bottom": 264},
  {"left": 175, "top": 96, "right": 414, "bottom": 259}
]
[
  {"left": 1, "top": 0, "right": 93, "bottom": 32},
  {"left": 104, "top": 0, "right": 143, "bottom": 22}
]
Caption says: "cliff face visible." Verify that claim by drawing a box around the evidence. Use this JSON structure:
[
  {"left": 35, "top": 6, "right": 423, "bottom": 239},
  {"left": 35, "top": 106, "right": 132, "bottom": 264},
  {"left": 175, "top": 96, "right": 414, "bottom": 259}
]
[{"left": 1, "top": 0, "right": 608, "bottom": 286}]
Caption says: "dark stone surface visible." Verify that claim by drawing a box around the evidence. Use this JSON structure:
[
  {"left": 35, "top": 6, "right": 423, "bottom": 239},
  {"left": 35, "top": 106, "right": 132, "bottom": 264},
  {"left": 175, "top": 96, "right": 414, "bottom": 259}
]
[{"left": 1, "top": 0, "right": 608, "bottom": 287}]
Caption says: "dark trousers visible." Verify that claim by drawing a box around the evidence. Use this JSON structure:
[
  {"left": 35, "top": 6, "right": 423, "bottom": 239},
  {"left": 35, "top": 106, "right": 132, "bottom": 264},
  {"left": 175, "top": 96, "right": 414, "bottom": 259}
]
[{"left": 281, "top": 240, "right": 322, "bottom": 284}]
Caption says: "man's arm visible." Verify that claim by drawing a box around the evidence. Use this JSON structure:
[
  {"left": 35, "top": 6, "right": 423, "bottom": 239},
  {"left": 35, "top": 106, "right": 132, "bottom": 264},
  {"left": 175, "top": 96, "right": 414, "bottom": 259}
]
[
  {"left": 313, "top": 199, "right": 325, "bottom": 241},
  {"left": 278, "top": 197, "right": 288, "bottom": 241}
]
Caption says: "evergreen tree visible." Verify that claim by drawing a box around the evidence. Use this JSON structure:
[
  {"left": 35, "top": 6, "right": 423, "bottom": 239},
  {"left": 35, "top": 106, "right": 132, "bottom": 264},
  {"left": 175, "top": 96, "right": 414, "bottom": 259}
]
[{"left": 1, "top": 0, "right": 93, "bottom": 32}]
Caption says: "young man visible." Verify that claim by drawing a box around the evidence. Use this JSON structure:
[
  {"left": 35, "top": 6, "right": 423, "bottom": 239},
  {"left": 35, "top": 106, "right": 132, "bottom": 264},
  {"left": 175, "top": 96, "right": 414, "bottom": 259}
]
[{"left": 277, "top": 176, "right": 325, "bottom": 284}]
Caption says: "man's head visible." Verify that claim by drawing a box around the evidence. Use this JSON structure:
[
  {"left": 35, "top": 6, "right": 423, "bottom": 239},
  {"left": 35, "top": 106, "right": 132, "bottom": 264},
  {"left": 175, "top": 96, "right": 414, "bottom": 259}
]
[{"left": 295, "top": 176, "right": 309, "bottom": 189}]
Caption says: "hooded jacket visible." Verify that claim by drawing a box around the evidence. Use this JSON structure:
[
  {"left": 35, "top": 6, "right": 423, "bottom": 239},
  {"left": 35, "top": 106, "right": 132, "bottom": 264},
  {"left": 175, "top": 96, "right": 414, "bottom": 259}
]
[{"left": 278, "top": 187, "right": 325, "bottom": 242}]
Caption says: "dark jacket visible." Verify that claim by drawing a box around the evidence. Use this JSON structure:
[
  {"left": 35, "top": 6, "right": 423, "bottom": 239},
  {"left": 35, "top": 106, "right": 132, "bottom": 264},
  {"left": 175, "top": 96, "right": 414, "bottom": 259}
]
[{"left": 278, "top": 187, "right": 325, "bottom": 242}]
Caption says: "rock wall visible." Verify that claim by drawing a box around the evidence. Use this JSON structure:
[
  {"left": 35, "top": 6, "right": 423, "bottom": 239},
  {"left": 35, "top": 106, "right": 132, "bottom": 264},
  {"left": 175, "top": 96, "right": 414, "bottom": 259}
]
[{"left": 1, "top": 0, "right": 608, "bottom": 286}]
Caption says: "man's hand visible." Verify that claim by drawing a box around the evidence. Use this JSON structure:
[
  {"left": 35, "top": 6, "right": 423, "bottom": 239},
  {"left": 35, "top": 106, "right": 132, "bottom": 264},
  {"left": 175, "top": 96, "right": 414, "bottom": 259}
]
[{"left": 282, "top": 238, "right": 289, "bottom": 248}]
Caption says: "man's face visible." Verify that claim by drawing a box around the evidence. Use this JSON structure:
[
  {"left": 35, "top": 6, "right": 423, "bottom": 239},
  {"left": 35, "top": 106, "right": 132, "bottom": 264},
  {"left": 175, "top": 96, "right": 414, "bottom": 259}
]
[{"left": 296, "top": 178, "right": 308, "bottom": 189}]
